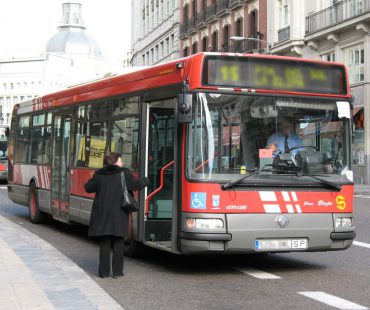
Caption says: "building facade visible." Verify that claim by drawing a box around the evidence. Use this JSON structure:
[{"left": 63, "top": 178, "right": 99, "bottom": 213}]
[
  {"left": 0, "top": 1, "right": 106, "bottom": 125},
  {"left": 179, "top": 0, "right": 267, "bottom": 55},
  {"left": 266, "top": 0, "right": 370, "bottom": 184},
  {"left": 130, "top": 0, "right": 180, "bottom": 66}
]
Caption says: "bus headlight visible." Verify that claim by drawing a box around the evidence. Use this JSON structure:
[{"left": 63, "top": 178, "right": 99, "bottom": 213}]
[
  {"left": 186, "top": 218, "right": 224, "bottom": 229},
  {"left": 335, "top": 217, "right": 353, "bottom": 228}
]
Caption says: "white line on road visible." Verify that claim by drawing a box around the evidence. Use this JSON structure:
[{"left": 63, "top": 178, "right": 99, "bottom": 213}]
[
  {"left": 298, "top": 291, "right": 368, "bottom": 310},
  {"left": 353, "top": 241, "right": 370, "bottom": 249},
  {"left": 354, "top": 195, "right": 370, "bottom": 199},
  {"left": 234, "top": 267, "right": 281, "bottom": 279}
]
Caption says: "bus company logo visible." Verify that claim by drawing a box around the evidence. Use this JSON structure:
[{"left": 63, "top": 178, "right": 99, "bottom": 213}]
[
  {"left": 212, "top": 195, "right": 220, "bottom": 209},
  {"left": 336, "top": 195, "right": 347, "bottom": 210},
  {"left": 190, "top": 192, "right": 206, "bottom": 210}
]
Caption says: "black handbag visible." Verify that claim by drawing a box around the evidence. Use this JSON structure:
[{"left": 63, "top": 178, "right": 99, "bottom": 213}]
[{"left": 120, "top": 171, "right": 139, "bottom": 212}]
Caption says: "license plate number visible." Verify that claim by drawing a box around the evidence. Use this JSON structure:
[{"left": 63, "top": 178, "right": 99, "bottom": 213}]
[{"left": 255, "top": 239, "right": 308, "bottom": 251}]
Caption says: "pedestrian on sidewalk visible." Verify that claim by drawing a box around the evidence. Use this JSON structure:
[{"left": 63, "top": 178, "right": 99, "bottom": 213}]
[{"left": 84, "top": 152, "right": 149, "bottom": 278}]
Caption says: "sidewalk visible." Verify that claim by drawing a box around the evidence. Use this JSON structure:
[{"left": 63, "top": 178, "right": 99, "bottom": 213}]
[
  {"left": 354, "top": 185, "right": 370, "bottom": 195},
  {"left": 0, "top": 214, "right": 123, "bottom": 310}
]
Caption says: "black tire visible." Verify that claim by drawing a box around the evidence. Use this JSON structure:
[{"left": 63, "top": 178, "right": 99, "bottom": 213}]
[{"left": 29, "top": 182, "right": 47, "bottom": 224}]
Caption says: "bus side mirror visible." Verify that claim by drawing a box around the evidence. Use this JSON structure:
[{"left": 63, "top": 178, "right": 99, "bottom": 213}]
[{"left": 177, "top": 94, "right": 193, "bottom": 123}]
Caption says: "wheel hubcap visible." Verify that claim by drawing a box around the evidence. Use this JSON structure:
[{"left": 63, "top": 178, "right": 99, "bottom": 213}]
[{"left": 30, "top": 191, "right": 37, "bottom": 218}]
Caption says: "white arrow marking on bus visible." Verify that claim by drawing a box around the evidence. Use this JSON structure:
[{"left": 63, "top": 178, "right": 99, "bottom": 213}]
[{"left": 298, "top": 291, "right": 368, "bottom": 310}]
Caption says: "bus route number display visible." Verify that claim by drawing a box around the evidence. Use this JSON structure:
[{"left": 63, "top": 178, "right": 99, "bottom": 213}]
[{"left": 203, "top": 56, "right": 347, "bottom": 95}]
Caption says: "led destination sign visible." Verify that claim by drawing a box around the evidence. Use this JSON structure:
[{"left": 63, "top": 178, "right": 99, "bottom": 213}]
[{"left": 203, "top": 56, "right": 347, "bottom": 95}]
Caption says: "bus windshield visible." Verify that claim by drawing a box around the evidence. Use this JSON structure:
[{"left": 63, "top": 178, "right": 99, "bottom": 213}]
[
  {"left": 187, "top": 93, "right": 351, "bottom": 183},
  {"left": 0, "top": 127, "right": 8, "bottom": 160}
]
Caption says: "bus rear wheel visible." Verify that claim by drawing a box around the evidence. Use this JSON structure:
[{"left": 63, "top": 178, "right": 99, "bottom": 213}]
[{"left": 29, "top": 183, "right": 47, "bottom": 224}]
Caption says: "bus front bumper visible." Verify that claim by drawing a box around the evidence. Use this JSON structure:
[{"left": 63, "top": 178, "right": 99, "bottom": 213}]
[{"left": 180, "top": 212, "right": 355, "bottom": 255}]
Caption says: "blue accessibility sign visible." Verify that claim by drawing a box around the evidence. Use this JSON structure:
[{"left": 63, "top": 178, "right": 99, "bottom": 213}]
[{"left": 190, "top": 192, "right": 207, "bottom": 209}]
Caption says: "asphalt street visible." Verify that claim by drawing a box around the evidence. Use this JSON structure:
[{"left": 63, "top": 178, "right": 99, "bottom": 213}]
[{"left": 0, "top": 184, "right": 369, "bottom": 310}]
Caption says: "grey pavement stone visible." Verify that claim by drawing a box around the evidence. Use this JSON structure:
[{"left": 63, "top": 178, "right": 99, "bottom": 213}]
[{"left": 0, "top": 214, "right": 123, "bottom": 310}]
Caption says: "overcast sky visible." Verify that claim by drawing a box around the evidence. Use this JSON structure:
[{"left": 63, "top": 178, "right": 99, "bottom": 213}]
[{"left": 0, "top": 0, "right": 131, "bottom": 66}]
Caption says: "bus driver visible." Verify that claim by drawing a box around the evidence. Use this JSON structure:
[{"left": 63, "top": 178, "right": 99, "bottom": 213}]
[{"left": 266, "top": 118, "right": 302, "bottom": 157}]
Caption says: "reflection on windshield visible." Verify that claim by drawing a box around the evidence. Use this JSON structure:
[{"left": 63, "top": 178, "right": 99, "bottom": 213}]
[{"left": 187, "top": 93, "right": 350, "bottom": 181}]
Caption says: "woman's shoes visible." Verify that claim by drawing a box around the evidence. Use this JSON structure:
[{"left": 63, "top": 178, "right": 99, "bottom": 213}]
[{"left": 112, "top": 273, "right": 124, "bottom": 279}]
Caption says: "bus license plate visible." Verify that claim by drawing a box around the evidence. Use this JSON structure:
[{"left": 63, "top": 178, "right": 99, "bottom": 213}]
[{"left": 255, "top": 239, "right": 308, "bottom": 251}]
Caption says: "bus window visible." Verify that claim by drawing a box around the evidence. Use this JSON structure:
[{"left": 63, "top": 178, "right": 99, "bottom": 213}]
[
  {"left": 74, "top": 121, "right": 108, "bottom": 168},
  {"left": 87, "top": 101, "right": 111, "bottom": 120},
  {"left": 113, "top": 97, "right": 140, "bottom": 116},
  {"left": 111, "top": 117, "right": 140, "bottom": 172},
  {"left": 15, "top": 116, "right": 31, "bottom": 163}
]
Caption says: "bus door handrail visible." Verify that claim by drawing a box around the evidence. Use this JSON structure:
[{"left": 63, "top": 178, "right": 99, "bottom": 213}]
[{"left": 145, "top": 160, "right": 174, "bottom": 216}]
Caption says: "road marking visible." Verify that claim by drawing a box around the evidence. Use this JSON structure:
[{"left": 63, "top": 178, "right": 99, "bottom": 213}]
[
  {"left": 234, "top": 267, "right": 281, "bottom": 279},
  {"left": 354, "top": 195, "right": 370, "bottom": 199},
  {"left": 353, "top": 241, "right": 370, "bottom": 249},
  {"left": 298, "top": 291, "right": 368, "bottom": 310}
]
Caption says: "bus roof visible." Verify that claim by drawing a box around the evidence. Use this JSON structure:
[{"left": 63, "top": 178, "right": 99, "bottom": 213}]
[{"left": 15, "top": 52, "right": 350, "bottom": 114}]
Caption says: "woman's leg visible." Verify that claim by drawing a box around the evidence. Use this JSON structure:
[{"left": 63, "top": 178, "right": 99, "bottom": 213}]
[
  {"left": 112, "top": 237, "right": 125, "bottom": 277},
  {"left": 99, "top": 236, "right": 111, "bottom": 277}
]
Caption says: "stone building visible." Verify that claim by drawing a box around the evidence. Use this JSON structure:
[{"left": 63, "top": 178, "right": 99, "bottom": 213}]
[
  {"left": 267, "top": 0, "right": 369, "bottom": 184},
  {"left": 130, "top": 0, "right": 180, "bottom": 66},
  {"left": 179, "top": 0, "right": 267, "bottom": 55}
]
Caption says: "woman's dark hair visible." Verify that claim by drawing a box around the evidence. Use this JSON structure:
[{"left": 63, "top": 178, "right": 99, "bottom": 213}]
[{"left": 104, "top": 152, "right": 121, "bottom": 166}]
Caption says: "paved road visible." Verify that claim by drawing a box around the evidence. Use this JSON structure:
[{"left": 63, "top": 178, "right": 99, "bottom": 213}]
[{"left": 1, "top": 185, "right": 370, "bottom": 310}]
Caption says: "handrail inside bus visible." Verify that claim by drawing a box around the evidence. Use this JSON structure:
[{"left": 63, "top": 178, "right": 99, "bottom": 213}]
[{"left": 145, "top": 160, "right": 174, "bottom": 216}]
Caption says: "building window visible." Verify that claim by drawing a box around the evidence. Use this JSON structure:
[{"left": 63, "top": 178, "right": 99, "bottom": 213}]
[
  {"left": 192, "top": 0, "right": 197, "bottom": 18},
  {"left": 183, "top": 46, "right": 189, "bottom": 57},
  {"left": 212, "top": 31, "right": 218, "bottom": 51},
  {"left": 184, "top": 4, "right": 189, "bottom": 22},
  {"left": 192, "top": 42, "right": 198, "bottom": 54},
  {"left": 202, "top": 36, "right": 208, "bottom": 51},
  {"left": 166, "top": 37, "right": 170, "bottom": 54},
  {"left": 344, "top": 44, "right": 365, "bottom": 84},
  {"left": 278, "top": 0, "right": 289, "bottom": 28},
  {"left": 235, "top": 18, "right": 243, "bottom": 37},
  {"left": 321, "top": 52, "right": 335, "bottom": 62},
  {"left": 171, "top": 33, "right": 176, "bottom": 50},
  {"left": 222, "top": 25, "right": 230, "bottom": 51}
]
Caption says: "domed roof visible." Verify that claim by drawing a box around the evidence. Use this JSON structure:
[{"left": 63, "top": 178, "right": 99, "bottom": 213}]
[
  {"left": 46, "top": 29, "right": 102, "bottom": 56},
  {"left": 46, "top": 2, "right": 102, "bottom": 57}
]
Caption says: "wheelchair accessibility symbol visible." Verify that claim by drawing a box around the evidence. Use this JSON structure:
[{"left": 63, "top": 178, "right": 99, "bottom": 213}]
[{"left": 190, "top": 192, "right": 207, "bottom": 209}]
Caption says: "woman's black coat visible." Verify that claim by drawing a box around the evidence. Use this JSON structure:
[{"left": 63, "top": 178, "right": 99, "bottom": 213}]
[{"left": 84, "top": 165, "right": 148, "bottom": 237}]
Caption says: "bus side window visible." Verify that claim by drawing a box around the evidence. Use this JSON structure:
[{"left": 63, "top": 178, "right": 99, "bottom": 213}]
[{"left": 15, "top": 116, "right": 31, "bottom": 163}]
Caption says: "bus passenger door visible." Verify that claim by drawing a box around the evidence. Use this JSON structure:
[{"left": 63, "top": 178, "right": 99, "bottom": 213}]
[
  {"left": 51, "top": 113, "right": 72, "bottom": 220},
  {"left": 145, "top": 101, "right": 175, "bottom": 248}
]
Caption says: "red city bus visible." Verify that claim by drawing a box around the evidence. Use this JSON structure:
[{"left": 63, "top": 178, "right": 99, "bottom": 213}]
[{"left": 7, "top": 53, "right": 355, "bottom": 256}]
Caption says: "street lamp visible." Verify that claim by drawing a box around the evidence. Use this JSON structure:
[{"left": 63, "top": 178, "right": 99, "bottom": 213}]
[{"left": 230, "top": 36, "right": 271, "bottom": 54}]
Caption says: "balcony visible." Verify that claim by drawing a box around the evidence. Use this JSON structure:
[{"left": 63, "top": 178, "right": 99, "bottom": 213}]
[
  {"left": 179, "top": 17, "right": 196, "bottom": 37},
  {"left": 217, "top": 0, "right": 231, "bottom": 16},
  {"left": 205, "top": 3, "right": 217, "bottom": 21},
  {"left": 306, "top": 0, "right": 370, "bottom": 34},
  {"left": 229, "top": 0, "right": 244, "bottom": 9},
  {"left": 278, "top": 26, "right": 290, "bottom": 42},
  {"left": 196, "top": 10, "right": 206, "bottom": 28}
]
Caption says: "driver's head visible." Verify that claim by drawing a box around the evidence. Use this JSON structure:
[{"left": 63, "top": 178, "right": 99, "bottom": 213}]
[{"left": 280, "top": 118, "right": 295, "bottom": 136}]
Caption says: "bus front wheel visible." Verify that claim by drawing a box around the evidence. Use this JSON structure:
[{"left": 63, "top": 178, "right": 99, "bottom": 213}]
[{"left": 29, "top": 183, "right": 47, "bottom": 224}]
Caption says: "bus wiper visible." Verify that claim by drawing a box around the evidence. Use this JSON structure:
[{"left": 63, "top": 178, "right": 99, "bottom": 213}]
[
  {"left": 222, "top": 170, "right": 258, "bottom": 190},
  {"left": 303, "top": 174, "right": 342, "bottom": 191}
]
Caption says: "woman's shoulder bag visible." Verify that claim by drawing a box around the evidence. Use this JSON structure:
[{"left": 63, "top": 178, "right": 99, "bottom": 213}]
[{"left": 120, "top": 171, "right": 139, "bottom": 212}]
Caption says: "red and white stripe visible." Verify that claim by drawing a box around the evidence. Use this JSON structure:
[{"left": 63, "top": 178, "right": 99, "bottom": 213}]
[{"left": 259, "top": 191, "right": 302, "bottom": 213}]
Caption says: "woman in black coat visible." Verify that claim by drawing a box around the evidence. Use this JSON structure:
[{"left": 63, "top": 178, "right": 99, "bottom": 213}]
[{"left": 84, "top": 152, "right": 149, "bottom": 278}]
